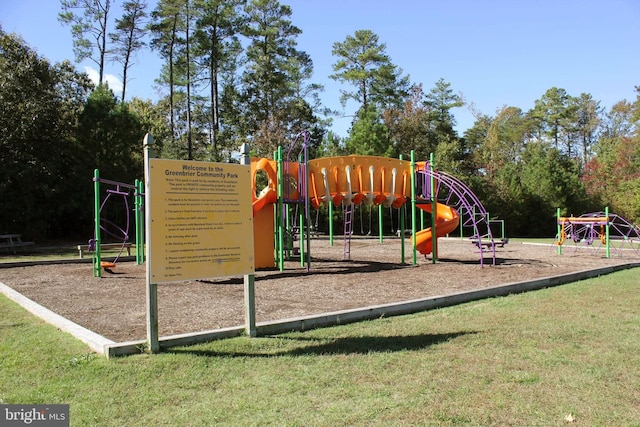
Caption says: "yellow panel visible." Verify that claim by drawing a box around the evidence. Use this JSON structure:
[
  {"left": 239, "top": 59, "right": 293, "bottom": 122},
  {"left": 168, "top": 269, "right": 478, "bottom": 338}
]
[{"left": 148, "top": 159, "right": 255, "bottom": 283}]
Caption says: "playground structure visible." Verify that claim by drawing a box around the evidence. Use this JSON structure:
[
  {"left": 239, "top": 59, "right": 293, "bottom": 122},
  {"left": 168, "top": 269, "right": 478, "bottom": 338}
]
[
  {"left": 87, "top": 132, "right": 502, "bottom": 276},
  {"left": 90, "top": 169, "right": 145, "bottom": 277},
  {"left": 555, "top": 208, "right": 640, "bottom": 258},
  {"left": 251, "top": 132, "right": 500, "bottom": 269}
]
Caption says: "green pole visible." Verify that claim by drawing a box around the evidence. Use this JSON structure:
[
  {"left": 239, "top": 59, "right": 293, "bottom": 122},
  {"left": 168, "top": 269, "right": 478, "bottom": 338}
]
[
  {"left": 273, "top": 149, "right": 279, "bottom": 268},
  {"left": 329, "top": 202, "right": 334, "bottom": 246},
  {"left": 399, "top": 154, "right": 405, "bottom": 264},
  {"left": 486, "top": 212, "right": 490, "bottom": 243},
  {"left": 378, "top": 204, "right": 383, "bottom": 243},
  {"left": 557, "top": 207, "right": 562, "bottom": 255},
  {"left": 605, "top": 206, "right": 610, "bottom": 259},
  {"left": 285, "top": 203, "right": 291, "bottom": 259},
  {"left": 430, "top": 153, "right": 436, "bottom": 264},
  {"left": 139, "top": 179, "right": 145, "bottom": 264},
  {"left": 299, "top": 205, "right": 305, "bottom": 267},
  {"left": 134, "top": 179, "right": 142, "bottom": 265},
  {"left": 277, "top": 147, "right": 284, "bottom": 271},
  {"left": 140, "top": 179, "right": 145, "bottom": 263},
  {"left": 93, "top": 169, "right": 101, "bottom": 277},
  {"left": 411, "top": 150, "right": 417, "bottom": 265}
]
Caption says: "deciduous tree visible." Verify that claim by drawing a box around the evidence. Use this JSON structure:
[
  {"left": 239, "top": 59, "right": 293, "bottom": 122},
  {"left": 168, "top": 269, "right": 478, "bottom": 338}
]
[{"left": 0, "top": 28, "right": 93, "bottom": 238}]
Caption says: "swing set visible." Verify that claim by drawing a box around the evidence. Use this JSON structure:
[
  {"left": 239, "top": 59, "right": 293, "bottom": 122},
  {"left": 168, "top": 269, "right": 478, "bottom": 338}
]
[{"left": 90, "top": 169, "right": 145, "bottom": 277}]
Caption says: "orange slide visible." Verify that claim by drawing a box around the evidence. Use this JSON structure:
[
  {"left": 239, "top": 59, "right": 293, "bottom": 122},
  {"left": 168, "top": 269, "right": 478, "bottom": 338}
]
[
  {"left": 414, "top": 203, "right": 460, "bottom": 255},
  {"left": 251, "top": 158, "right": 277, "bottom": 216}
]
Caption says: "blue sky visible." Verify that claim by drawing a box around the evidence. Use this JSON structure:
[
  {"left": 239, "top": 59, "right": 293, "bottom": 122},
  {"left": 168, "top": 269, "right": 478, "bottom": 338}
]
[{"left": 2, "top": 0, "right": 639, "bottom": 137}]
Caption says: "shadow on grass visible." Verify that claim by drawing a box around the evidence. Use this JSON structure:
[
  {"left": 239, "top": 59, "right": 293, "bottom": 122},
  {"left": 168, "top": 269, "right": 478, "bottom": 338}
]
[{"left": 168, "top": 331, "right": 478, "bottom": 358}]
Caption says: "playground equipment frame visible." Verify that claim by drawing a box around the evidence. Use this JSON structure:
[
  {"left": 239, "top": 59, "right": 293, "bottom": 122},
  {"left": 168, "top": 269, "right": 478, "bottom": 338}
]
[
  {"left": 252, "top": 134, "right": 500, "bottom": 269},
  {"left": 92, "top": 169, "right": 145, "bottom": 277},
  {"left": 556, "top": 207, "right": 640, "bottom": 258}
]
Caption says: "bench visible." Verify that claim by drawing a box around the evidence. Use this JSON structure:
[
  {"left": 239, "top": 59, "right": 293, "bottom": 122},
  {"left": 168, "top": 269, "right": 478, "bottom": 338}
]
[
  {"left": 291, "top": 225, "right": 320, "bottom": 239},
  {"left": 77, "top": 243, "right": 132, "bottom": 259},
  {"left": 0, "top": 234, "right": 35, "bottom": 254},
  {"left": 471, "top": 238, "right": 509, "bottom": 248}
]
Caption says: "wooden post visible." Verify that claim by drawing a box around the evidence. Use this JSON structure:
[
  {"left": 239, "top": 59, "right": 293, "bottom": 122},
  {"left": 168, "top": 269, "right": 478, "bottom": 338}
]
[
  {"left": 143, "top": 133, "right": 159, "bottom": 353},
  {"left": 240, "top": 143, "right": 256, "bottom": 337}
]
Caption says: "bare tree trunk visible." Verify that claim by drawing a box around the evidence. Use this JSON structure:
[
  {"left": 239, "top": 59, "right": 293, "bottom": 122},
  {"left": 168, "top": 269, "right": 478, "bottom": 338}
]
[
  {"left": 169, "top": 17, "right": 177, "bottom": 143},
  {"left": 98, "top": 0, "right": 111, "bottom": 84},
  {"left": 185, "top": 1, "right": 192, "bottom": 160},
  {"left": 210, "top": 34, "right": 219, "bottom": 157}
]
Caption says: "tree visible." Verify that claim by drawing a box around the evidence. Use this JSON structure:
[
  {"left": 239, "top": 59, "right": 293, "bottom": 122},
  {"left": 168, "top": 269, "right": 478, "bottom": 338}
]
[
  {"left": 464, "top": 113, "right": 492, "bottom": 169},
  {"left": 530, "top": 87, "right": 577, "bottom": 155},
  {"left": 423, "top": 79, "right": 468, "bottom": 174},
  {"left": 571, "top": 93, "right": 602, "bottom": 165},
  {"left": 383, "top": 84, "right": 435, "bottom": 160},
  {"left": 479, "top": 106, "right": 530, "bottom": 177},
  {"left": 241, "top": 0, "right": 320, "bottom": 156},
  {"left": 182, "top": 0, "right": 195, "bottom": 159},
  {"left": 583, "top": 93, "right": 640, "bottom": 222},
  {"left": 149, "top": 0, "right": 186, "bottom": 145},
  {"left": 0, "top": 28, "right": 94, "bottom": 238},
  {"left": 316, "top": 130, "right": 346, "bottom": 158},
  {"left": 76, "top": 84, "right": 145, "bottom": 183},
  {"left": 192, "top": 0, "right": 245, "bottom": 160},
  {"left": 59, "top": 0, "right": 112, "bottom": 85},
  {"left": 128, "top": 97, "right": 171, "bottom": 153},
  {"left": 109, "top": 0, "right": 148, "bottom": 102},
  {"left": 331, "top": 29, "right": 409, "bottom": 112},
  {"left": 520, "top": 142, "right": 588, "bottom": 227},
  {"left": 424, "top": 78, "right": 463, "bottom": 144},
  {"left": 345, "top": 105, "right": 390, "bottom": 156}
]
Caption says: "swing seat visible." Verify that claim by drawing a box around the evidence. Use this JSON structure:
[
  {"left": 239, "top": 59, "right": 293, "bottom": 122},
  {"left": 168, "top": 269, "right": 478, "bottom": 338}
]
[{"left": 100, "top": 261, "right": 116, "bottom": 269}]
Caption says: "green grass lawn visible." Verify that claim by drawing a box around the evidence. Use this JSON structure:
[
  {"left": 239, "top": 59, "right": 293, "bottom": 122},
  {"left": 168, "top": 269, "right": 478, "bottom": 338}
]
[{"left": 1, "top": 269, "right": 639, "bottom": 425}]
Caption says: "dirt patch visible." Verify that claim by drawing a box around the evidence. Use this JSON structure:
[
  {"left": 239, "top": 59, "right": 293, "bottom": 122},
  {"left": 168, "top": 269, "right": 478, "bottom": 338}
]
[{"left": 0, "top": 238, "right": 632, "bottom": 343}]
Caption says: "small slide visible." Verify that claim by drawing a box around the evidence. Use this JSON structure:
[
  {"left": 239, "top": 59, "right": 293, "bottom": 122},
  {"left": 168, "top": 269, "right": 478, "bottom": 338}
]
[
  {"left": 251, "top": 158, "right": 277, "bottom": 216},
  {"left": 252, "top": 187, "right": 276, "bottom": 216},
  {"left": 414, "top": 203, "right": 460, "bottom": 255}
]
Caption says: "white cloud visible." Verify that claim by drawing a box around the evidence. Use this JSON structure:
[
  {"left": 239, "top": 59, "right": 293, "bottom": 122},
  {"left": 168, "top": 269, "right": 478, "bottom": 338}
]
[{"left": 84, "top": 66, "right": 123, "bottom": 94}]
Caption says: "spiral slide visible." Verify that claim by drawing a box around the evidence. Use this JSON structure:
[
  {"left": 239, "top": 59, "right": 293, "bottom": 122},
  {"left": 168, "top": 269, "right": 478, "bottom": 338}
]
[{"left": 414, "top": 203, "right": 460, "bottom": 255}]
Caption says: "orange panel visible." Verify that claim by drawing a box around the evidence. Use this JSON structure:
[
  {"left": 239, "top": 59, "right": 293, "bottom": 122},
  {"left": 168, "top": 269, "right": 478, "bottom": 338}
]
[
  {"left": 307, "top": 156, "right": 412, "bottom": 207},
  {"left": 253, "top": 204, "right": 275, "bottom": 268}
]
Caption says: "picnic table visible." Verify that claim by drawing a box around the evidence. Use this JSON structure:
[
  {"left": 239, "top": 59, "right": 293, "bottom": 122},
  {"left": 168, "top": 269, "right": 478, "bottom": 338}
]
[{"left": 0, "top": 234, "right": 35, "bottom": 254}]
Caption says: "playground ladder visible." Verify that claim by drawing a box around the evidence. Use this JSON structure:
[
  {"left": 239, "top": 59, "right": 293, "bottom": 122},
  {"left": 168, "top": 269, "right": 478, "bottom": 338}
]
[{"left": 343, "top": 203, "right": 353, "bottom": 260}]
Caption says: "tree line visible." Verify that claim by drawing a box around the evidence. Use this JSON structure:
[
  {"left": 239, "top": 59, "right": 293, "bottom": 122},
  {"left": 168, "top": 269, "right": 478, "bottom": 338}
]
[{"left": 0, "top": 0, "right": 638, "bottom": 242}]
